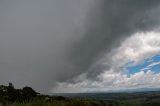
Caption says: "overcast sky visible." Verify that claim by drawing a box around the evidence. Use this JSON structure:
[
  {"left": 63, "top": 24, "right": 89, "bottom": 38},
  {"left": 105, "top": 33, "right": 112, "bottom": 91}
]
[{"left": 1, "top": 0, "right": 160, "bottom": 93}]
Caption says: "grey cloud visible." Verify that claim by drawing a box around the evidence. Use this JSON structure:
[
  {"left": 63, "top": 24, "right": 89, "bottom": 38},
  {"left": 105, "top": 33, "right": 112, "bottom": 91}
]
[
  {"left": 0, "top": 0, "right": 91, "bottom": 93},
  {"left": 67, "top": 0, "right": 160, "bottom": 80},
  {"left": 0, "top": 0, "right": 160, "bottom": 93}
]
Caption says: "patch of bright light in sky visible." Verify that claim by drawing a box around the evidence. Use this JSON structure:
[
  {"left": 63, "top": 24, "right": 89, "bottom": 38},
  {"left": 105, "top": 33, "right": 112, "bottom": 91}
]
[
  {"left": 101, "top": 31, "right": 160, "bottom": 89},
  {"left": 53, "top": 31, "right": 160, "bottom": 93},
  {"left": 126, "top": 55, "right": 160, "bottom": 75}
]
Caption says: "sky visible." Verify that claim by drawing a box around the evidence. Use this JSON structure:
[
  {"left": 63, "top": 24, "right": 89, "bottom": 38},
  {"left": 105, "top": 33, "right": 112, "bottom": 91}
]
[
  {"left": 127, "top": 55, "right": 160, "bottom": 75},
  {"left": 1, "top": 0, "right": 160, "bottom": 93}
]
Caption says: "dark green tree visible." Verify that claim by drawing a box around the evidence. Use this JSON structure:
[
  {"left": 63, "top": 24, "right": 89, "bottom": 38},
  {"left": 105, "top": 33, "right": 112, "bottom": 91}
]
[
  {"left": 22, "top": 86, "right": 37, "bottom": 101},
  {"left": 0, "top": 83, "right": 39, "bottom": 103},
  {"left": 7, "top": 83, "right": 19, "bottom": 102}
]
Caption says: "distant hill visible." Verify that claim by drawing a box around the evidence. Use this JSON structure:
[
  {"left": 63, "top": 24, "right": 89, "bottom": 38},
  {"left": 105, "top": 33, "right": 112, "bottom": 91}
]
[{"left": 53, "top": 89, "right": 160, "bottom": 100}]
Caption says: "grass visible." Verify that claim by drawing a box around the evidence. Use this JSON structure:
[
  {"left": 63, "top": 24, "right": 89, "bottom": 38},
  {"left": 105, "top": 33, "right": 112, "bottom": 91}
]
[
  {"left": 8, "top": 98, "right": 160, "bottom": 106},
  {"left": 10, "top": 98, "right": 100, "bottom": 106}
]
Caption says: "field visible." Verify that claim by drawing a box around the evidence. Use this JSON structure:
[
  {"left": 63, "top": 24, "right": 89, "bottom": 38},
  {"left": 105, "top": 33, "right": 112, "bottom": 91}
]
[
  {"left": 8, "top": 91, "right": 160, "bottom": 106},
  {"left": 1, "top": 83, "right": 160, "bottom": 106}
]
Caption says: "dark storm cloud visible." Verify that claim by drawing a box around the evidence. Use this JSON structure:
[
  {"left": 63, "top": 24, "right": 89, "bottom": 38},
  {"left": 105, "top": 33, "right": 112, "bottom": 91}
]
[
  {"left": 0, "top": 0, "right": 160, "bottom": 93},
  {"left": 0, "top": 0, "right": 91, "bottom": 93},
  {"left": 67, "top": 0, "right": 160, "bottom": 80}
]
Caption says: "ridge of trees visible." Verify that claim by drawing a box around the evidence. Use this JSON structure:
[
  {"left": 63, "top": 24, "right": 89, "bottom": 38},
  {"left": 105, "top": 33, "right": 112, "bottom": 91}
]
[{"left": 0, "top": 83, "right": 38, "bottom": 102}]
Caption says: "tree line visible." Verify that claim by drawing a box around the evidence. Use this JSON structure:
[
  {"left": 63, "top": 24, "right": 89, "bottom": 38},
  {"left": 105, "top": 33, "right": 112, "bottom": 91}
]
[{"left": 0, "top": 83, "right": 38, "bottom": 103}]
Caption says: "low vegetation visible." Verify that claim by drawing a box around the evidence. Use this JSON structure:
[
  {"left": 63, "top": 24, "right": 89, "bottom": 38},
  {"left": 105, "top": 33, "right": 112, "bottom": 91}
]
[{"left": 0, "top": 83, "right": 160, "bottom": 106}]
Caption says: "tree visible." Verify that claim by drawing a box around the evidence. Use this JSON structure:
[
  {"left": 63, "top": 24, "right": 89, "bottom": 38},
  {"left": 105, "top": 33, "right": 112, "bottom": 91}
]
[
  {"left": 22, "top": 86, "right": 37, "bottom": 101},
  {"left": 7, "top": 83, "right": 18, "bottom": 102},
  {"left": 0, "top": 83, "right": 39, "bottom": 102},
  {"left": 8, "top": 83, "right": 14, "bottom": 89}
]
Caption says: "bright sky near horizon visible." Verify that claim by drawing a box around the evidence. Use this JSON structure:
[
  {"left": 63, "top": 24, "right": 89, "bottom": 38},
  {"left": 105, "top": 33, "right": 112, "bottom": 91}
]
[{"left": 54, "top": 31, "right": 160, "bottom": 93}]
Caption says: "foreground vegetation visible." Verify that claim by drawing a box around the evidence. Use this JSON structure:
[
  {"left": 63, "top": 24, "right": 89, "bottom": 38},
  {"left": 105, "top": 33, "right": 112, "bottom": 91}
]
[
  {"left": 9, "top": 97, "right": 160, "bottom": 106},
  {"left": 0, "top": 83, "right": 160, "bottom": 106}
]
